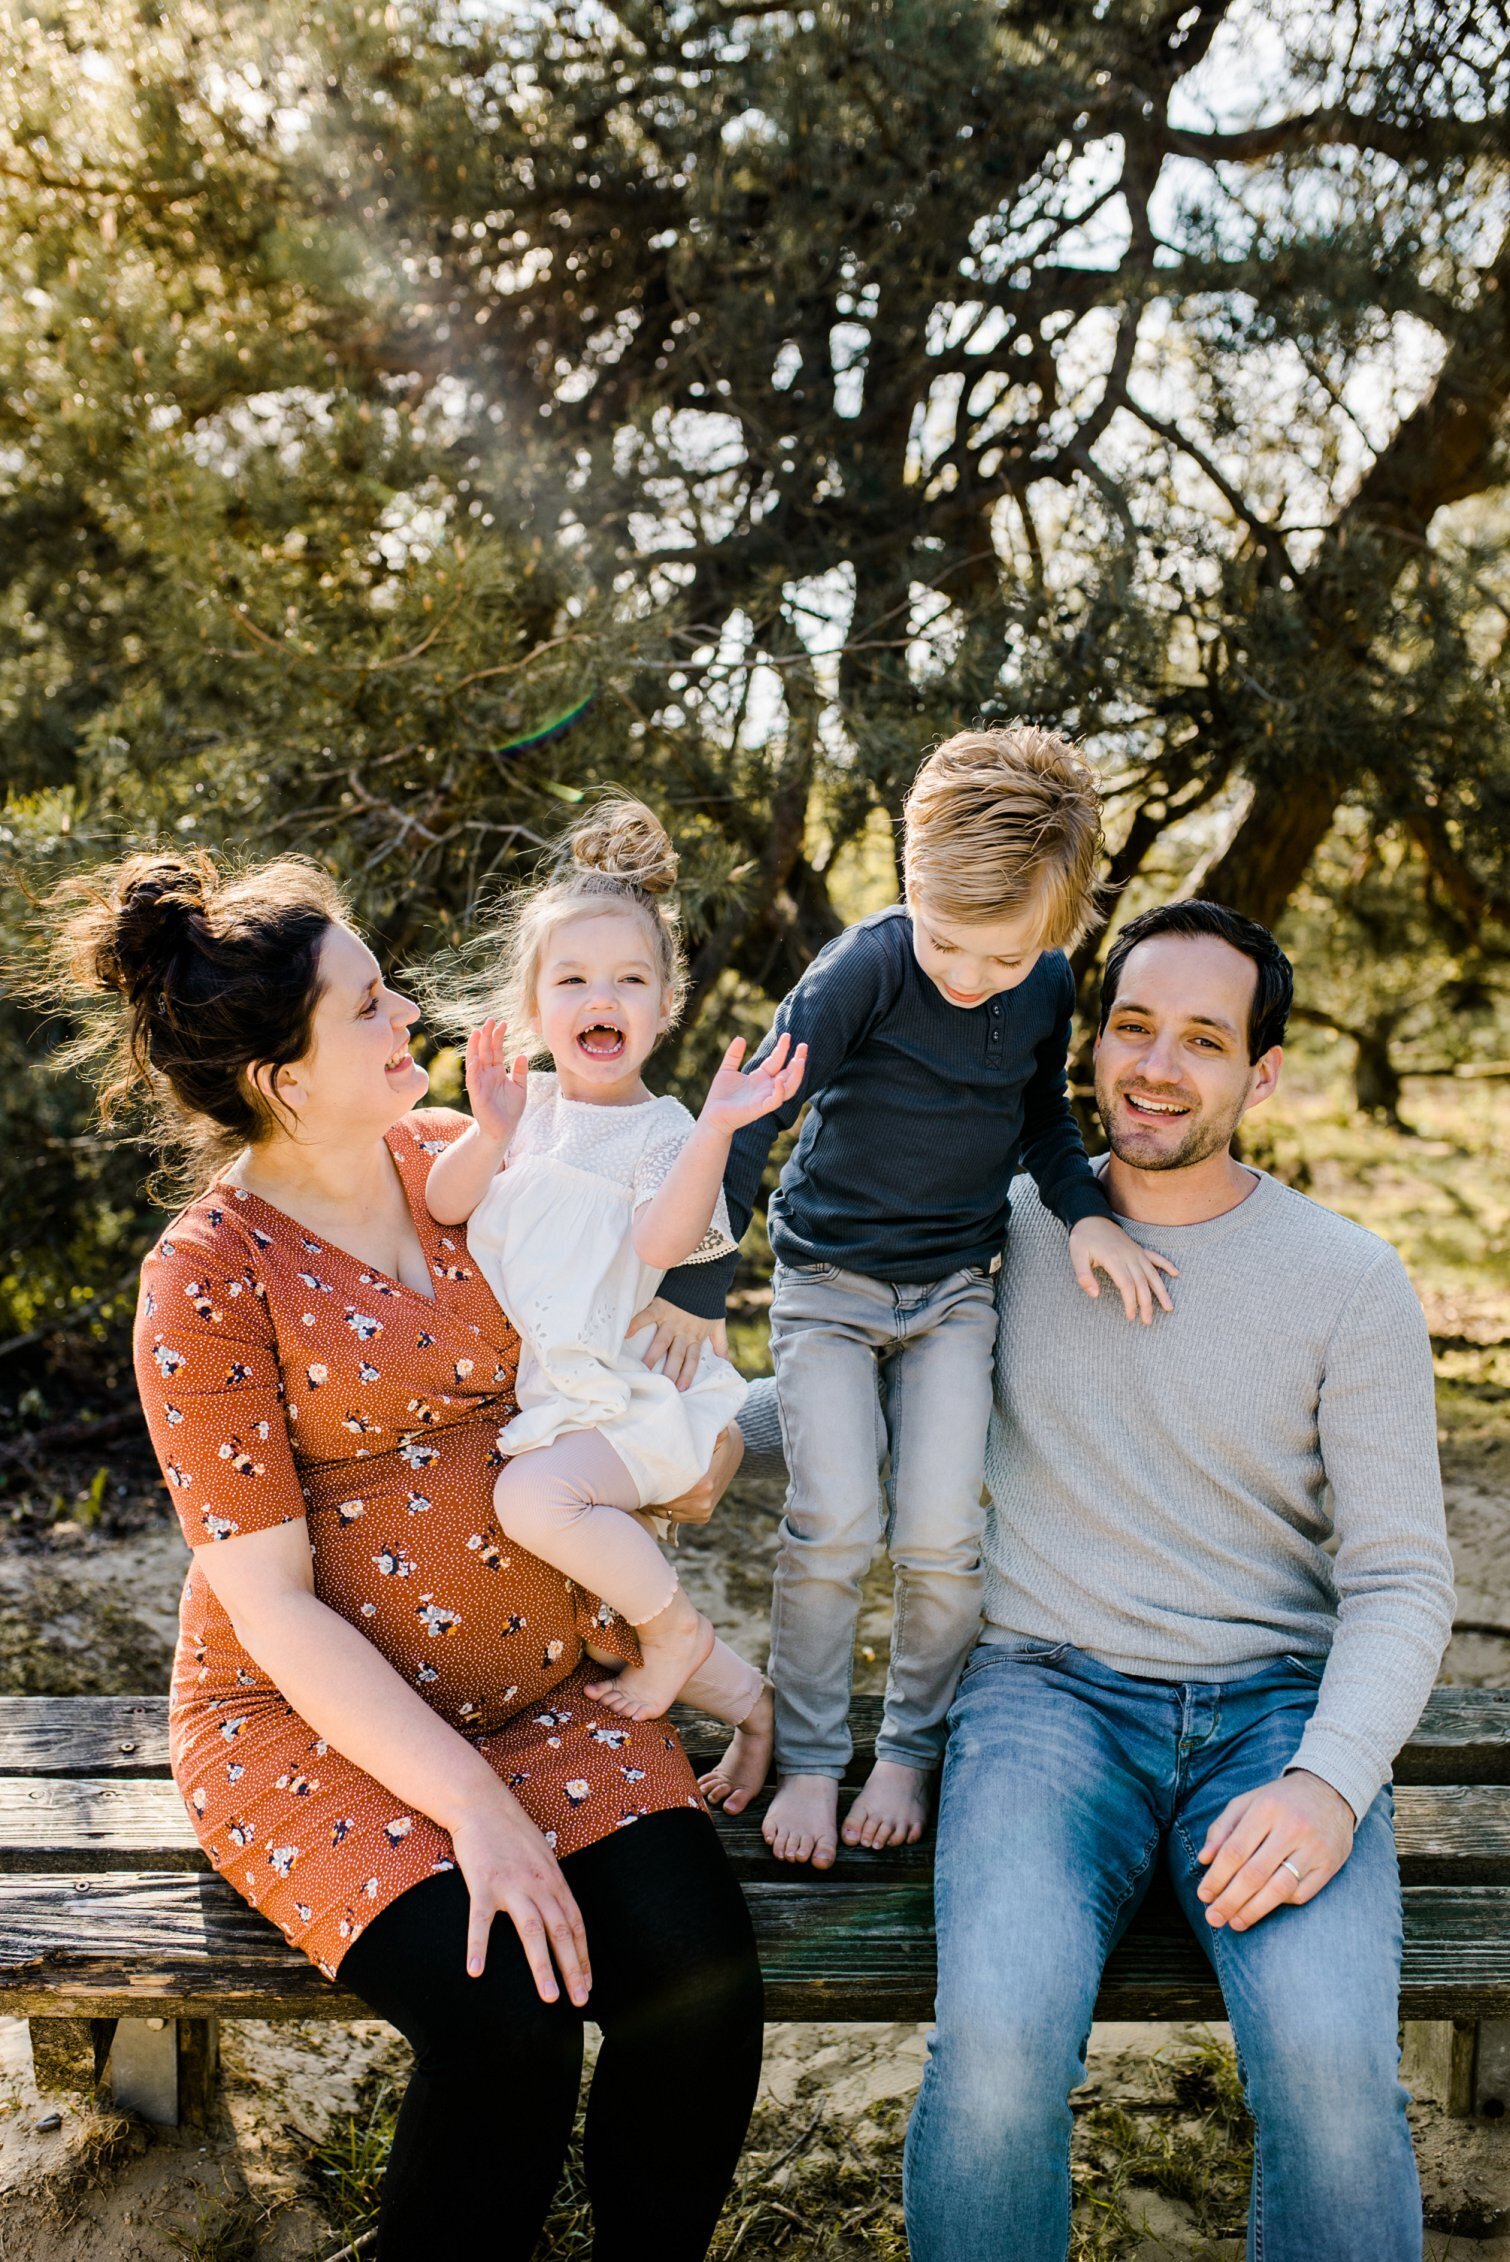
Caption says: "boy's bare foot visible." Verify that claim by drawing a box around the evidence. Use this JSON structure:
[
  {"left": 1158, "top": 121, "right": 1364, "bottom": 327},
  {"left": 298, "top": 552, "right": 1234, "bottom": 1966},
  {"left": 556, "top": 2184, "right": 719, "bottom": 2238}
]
[
  {"left": 762, "top": 1773, "right": 840, "bottom": 1869},
  {"left": 841, "top": 1757, "right": 930, "bottom": 1849},
  {"left": 698, "top": 1682, "right": 775, "bottom": 1817},
  {"left": 586, "top": 1589, "right": 714, "bottom": 1720}
]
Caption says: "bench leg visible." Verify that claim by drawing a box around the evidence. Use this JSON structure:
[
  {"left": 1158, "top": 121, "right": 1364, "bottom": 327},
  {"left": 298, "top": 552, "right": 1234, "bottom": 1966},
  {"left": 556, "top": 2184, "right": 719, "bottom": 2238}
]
[
  {"left": 1473, "top": 2019, "right": 1510, "bottom": 2118},
  {"left": 102, "top": 2015, "right": 219, "bottom": 2127},
  {"left": 28, "top": 2016, "right": 117, "bottom": 2098},
  {"left": 1403, "top": 2019, "right": 1510, "bottom": 2118},
  {"left": 176, "top": 2015, "right": 220, "bottom": 2127},
  {"left": 105, "top": 2018, "right": 180, "bottom": 2125}
]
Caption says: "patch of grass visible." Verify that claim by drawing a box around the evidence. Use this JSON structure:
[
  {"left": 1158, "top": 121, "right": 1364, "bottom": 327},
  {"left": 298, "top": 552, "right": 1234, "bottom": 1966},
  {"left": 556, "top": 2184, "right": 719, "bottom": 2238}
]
[
  {"left": 305, "top": 2074, "right": 400, "bottom": 2251},
  {"left": 1069, "top": 2034, "right": 1253, "bottom": 2260},
  {"left": 163, "top": 2178, "right": 272, "bottom": 2262},
  {"left": 310, "top": 2042, "right": 1258, "bottom": 2260}
]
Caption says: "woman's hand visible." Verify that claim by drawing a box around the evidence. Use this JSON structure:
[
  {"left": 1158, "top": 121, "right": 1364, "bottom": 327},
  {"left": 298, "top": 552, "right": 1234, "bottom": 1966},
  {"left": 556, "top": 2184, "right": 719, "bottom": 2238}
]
[
  {"left": 629, "top": 1297, "right": 729, "bottom": 1391},
  {"left": 660, "top": 1420, "right": 745, "bottom": 1527},
  {"left": 447, "top": 1790, "right": 592, "bottom": 2001},
  {"left": 466, "top": 1018, "right": 531, "bottom": 1148}
]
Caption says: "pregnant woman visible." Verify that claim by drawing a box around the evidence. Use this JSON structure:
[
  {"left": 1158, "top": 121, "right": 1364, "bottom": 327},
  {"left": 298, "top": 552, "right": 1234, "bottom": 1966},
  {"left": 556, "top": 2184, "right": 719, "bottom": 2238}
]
[{"left": 37, "top": 850, "right": 762, "bottom": 2261}]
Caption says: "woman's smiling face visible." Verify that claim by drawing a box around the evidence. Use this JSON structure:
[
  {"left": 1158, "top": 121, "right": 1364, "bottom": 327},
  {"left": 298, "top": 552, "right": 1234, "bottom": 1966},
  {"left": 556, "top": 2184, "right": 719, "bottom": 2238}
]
[
  {"left": 532, "top": 907, "right": 670, "bottom": 1102},
  {"left": 253, "top": 922, "right": 427, "bottom": 1137}
]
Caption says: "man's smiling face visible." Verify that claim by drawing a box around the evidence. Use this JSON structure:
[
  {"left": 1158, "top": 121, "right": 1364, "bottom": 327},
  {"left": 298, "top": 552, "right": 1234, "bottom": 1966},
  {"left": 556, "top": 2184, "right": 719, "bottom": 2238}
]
[{"left": 1094, "top": 932, "right": 1281, "bottom": 1172}]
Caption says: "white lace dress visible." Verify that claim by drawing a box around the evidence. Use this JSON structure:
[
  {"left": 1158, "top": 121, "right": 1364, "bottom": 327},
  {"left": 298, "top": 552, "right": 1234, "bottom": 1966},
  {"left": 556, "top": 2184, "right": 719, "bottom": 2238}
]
[{"left": 467, "top": 1075, "right": 748, "bottom": 1507}]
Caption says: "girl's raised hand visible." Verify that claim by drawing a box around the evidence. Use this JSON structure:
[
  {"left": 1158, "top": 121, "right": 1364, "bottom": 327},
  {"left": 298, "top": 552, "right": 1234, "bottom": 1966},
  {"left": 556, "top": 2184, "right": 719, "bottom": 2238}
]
[
  {"left": 466, "top": 1018, "right": 531, "bottom": 1146},
  {"left": 698, "top": 1034, "right": 808, "bottom": 1138}
]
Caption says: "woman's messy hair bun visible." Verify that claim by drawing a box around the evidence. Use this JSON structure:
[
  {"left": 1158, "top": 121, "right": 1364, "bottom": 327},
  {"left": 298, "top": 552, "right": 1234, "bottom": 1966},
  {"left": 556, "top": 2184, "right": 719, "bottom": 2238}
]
[
  {"left": 23, "top": 847, "right": 350, "bottom": 1197},
  {"left": 90, "top": 851, "right": 216, "bottom": 1009},
  {"left": 566, "top": 796, "right": 680, "bottom": 898}
]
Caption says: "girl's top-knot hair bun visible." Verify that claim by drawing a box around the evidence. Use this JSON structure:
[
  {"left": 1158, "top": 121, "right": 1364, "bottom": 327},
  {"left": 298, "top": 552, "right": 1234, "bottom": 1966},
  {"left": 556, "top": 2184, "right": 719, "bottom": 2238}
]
[
  {"left": 567, "top": 796, "right": 679, "bottom": 897},
  {"left": 96, "top": 852, "right": 216, "bottom": 1008}
]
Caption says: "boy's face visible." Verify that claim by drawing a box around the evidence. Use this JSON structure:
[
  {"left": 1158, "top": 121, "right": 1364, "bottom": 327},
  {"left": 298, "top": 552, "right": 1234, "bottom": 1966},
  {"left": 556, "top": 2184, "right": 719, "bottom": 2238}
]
[{"left": 907, "top": 896, "right": 1045, "bottom": 1009}]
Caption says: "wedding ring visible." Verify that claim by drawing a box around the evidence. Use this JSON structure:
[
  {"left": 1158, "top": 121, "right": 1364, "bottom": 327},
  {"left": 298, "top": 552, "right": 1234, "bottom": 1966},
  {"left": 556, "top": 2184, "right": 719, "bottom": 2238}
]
[{"left": 1280, "top": 1858, "right": 1304, "bottom": 1884}]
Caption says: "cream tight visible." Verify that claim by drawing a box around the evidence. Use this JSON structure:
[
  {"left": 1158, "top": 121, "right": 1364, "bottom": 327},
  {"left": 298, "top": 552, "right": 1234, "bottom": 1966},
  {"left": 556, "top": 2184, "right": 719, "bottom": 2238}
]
[{"left": 493, "top": 1432, "right": 765, "bottom": 1727}]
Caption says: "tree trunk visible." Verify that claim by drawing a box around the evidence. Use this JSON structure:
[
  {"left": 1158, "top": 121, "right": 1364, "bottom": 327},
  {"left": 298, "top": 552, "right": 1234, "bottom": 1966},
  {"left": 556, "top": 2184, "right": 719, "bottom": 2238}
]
[{"left": 1200, "top": 770, "right": 1348, "bottom": 927}]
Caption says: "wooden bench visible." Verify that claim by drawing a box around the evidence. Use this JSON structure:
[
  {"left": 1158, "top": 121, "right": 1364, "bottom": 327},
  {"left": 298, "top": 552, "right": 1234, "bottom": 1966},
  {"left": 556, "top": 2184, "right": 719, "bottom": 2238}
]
[{"left": 3, "top": 1690, "right": 1509, "bottom": 2127}]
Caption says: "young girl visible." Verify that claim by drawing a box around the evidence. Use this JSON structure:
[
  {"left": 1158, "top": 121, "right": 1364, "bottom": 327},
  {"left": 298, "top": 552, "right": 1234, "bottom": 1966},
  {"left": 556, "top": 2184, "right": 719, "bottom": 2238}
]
[{"left": 426, "top": 798, "right": 804, "bottom": 1811}]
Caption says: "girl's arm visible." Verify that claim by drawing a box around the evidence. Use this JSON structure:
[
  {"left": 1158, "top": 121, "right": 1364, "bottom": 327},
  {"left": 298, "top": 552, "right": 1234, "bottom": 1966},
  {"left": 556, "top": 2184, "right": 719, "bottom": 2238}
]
[
  {"left": 425, "top": 1020, "right": 531, "bottom": 1224},
  {"left": 632, "top": 1035, "right": 807, "bottom": 1271},
  {"left": 193, "top": 1520, "right": 591, "bottom": 1999}
]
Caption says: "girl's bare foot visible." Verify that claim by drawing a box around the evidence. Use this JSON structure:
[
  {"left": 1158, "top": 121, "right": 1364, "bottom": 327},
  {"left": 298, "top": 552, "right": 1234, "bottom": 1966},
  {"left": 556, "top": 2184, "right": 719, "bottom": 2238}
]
[
  {"left": 840, "top": 1757, "right": 930, "bottom": 1849},
  {"left": 762, "top": 1773, "right": 839, "bottom": 1868},
  {"left": 698, "top": 1683, "right": 775, "bottom": 1817},
  {"left": 586, "top": 1589, "right": 714, "bottom": 1720}
]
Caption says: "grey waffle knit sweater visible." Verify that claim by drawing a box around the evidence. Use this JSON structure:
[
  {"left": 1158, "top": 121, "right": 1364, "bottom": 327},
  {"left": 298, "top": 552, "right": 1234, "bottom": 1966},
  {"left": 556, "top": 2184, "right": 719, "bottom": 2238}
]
[{"left": 983, "top": 1165, "right": 1455, "bottom": 1819}]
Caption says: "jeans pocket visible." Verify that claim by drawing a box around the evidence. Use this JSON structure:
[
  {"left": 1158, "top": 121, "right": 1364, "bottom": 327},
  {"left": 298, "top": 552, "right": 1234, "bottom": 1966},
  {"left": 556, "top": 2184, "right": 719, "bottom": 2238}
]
[
  {"left": 780, "top": 1259, "right": 839, "bottom": 1282},
  {"left": 961, "top": 1638, "right": 1068, "bottom": 1680}
]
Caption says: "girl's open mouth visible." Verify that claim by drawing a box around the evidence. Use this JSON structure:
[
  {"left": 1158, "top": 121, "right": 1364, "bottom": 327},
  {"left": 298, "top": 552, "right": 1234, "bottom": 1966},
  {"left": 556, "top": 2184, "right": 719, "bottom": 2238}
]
[{"left": 577, "top": 1023, "right": 626, "bottom": 1060}]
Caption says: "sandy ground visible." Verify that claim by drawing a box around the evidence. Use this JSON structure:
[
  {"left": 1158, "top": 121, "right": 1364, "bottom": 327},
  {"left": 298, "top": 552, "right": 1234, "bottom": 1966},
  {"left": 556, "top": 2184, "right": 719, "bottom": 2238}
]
[{"left": 2, "top": 1417, "right": 1508, "bottom": 2255}]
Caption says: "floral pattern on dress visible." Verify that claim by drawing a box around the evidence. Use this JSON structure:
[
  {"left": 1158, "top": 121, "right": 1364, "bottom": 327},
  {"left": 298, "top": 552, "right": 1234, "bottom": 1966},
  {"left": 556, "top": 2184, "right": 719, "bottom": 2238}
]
[{"left": 136, "top": 1108, "right": 703, "bottom": 1980}]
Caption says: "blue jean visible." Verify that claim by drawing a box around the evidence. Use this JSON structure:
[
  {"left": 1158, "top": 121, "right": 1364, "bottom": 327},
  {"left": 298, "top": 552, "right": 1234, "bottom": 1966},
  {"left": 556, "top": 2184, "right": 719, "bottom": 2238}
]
[
  {"left": 903, "top": 1641, "right": 1421, "bottom": 2262},
  {"left": 767, "top": 1259, "right": 999, "bottom": 1776}
]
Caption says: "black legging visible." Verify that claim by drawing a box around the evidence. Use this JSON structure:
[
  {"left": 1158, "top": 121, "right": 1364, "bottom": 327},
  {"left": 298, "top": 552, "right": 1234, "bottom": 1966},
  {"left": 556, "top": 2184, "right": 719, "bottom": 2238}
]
[{"left": 339, "top": 1807, "right": 764, "bottom": 2260}]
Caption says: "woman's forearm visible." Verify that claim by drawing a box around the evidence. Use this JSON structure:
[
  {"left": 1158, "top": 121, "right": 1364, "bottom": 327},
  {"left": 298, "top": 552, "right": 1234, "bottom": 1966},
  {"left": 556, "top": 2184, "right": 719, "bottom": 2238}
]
[{"left": 230, "top": 1589, "right": 509, "bottom": 1831}]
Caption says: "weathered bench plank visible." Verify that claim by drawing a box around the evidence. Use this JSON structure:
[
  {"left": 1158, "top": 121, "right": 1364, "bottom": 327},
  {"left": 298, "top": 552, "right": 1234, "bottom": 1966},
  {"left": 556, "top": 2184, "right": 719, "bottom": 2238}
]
[
  {"left": 7, "top": 1776, "right": 1510, "bottom": 1885},
  {"left": 4, "top": 1871, "right": 1510, "bottom": 2025},
  {"left": 0, "top": 1698, "right": 172, "bottom": 1778},
  {"left": 3, "top": 1687, "right": 1508, "bottom": 1780}
]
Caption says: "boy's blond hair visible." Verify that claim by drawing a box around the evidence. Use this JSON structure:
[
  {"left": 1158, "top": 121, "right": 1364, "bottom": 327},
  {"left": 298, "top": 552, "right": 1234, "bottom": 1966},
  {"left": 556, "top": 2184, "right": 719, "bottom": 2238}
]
[{"left": 901, "top": 725, "right": 1103, "bottom": 951}]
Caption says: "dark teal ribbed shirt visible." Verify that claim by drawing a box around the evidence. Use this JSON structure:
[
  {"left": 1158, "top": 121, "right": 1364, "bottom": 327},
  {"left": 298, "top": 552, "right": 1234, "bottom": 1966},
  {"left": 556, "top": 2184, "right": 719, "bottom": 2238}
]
[{"left": 660, "top": 904, "right": 1112, "bottom": 1319}]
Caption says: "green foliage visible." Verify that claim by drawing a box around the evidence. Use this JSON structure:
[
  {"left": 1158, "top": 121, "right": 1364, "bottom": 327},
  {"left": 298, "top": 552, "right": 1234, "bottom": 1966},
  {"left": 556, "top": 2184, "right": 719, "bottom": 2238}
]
[{"left": 3, "top": 0, "right": 1509, "bottom": 1391}]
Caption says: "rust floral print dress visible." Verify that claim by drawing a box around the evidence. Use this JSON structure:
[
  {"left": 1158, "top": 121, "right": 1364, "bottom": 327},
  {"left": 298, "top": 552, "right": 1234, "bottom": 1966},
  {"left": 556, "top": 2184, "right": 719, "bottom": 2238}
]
[{"left": 133, "top": 1108, "right": 703, "bottom": 1981}]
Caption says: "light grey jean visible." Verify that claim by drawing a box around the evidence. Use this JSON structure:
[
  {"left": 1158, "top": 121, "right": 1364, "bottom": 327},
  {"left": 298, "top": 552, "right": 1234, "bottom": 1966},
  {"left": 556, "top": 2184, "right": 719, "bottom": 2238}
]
[{"left": 765, "top": 1257, "right": 999, "bottom": 1778}]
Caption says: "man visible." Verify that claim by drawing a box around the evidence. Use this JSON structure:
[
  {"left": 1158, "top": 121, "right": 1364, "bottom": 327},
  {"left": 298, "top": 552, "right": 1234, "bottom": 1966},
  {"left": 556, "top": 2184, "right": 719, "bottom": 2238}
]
[{"left": 900, "top": 899, "right": 1455, "bottom": 2262}]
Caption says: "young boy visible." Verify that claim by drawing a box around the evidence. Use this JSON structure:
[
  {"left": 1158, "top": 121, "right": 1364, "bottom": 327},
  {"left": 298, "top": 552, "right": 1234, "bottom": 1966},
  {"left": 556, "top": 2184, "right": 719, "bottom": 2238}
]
[{"left": 693, "top": 727, "right": 1175, "bottom": 1867}]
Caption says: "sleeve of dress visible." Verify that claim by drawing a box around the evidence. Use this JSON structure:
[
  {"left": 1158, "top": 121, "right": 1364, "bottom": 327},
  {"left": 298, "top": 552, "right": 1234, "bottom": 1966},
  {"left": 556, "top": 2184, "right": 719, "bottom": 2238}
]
[
  {"left": 133, "top": 1214, "right": 309, "bottom": 1547},
  {"left": 632, "top": 1102, "right": 739, "bottom": 1267}
]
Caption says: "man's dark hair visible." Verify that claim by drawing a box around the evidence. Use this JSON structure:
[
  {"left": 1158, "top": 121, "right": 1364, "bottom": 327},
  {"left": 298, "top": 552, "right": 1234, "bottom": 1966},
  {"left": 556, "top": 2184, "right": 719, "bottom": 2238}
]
[{"left": 1098, "top": 901, "right": 1294, "bottom": 1062}]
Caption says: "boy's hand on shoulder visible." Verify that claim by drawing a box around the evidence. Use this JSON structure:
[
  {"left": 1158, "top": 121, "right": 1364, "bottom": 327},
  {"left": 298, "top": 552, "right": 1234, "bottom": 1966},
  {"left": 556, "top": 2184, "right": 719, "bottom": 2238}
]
[
  {"left": 697, "top": 1033, "right": 808, "bottom": 1139},
  {"left": 466, "top": 1018, "right": 531, "bottom": 1146},
  {"left": 1068, "top": 1216, "right": 1178, "bottom": 1325}
]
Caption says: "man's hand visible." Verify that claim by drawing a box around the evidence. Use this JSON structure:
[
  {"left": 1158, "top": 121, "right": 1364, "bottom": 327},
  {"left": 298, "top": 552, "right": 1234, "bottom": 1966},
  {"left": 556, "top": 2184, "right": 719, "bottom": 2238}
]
[
  {"left": 1068, "top": 1215, "right": 1178, "bottom": 1324},
  {"left": 1196, "top": 1769, "right": 1356, "bottom": 1932},
  {"left": 659, "top": 1421, "right": 745, "bottom": 1526},
  {"left": 630, "top": 1297, "right": 729, "bottom": 1391}
]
